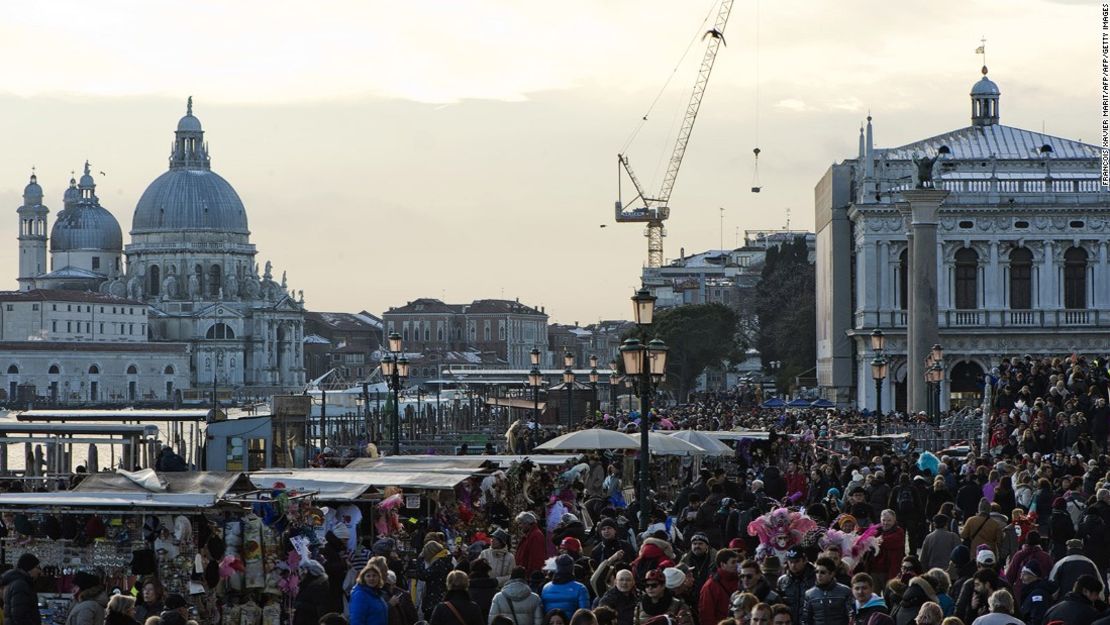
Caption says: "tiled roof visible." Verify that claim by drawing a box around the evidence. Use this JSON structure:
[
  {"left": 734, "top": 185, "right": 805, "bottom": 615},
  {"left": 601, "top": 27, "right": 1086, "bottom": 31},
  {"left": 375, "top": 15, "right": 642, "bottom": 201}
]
[
  {"left": 0, "top": 341, "right": 187, "bottom": 353},
  {"left": 0, "top": 289, "right": 144, "bottom": 306},
  {"left": 881, "top": 124, "right": 1099, "bottom": 161}
]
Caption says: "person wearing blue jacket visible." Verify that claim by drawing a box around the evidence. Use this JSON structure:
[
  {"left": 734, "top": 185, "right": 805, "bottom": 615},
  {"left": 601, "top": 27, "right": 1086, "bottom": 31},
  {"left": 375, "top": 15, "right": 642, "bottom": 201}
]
[
  {"left": 350, "top": 564, "right": 390, "bottom": 625},
  {"left": 541, "top": 555, "right": 590, "bottom": 615}
]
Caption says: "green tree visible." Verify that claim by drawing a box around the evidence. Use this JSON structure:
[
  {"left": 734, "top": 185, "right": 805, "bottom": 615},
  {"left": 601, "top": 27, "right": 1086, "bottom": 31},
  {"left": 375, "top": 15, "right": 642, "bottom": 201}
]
[
  {"left": 626, "top": 303, "right": 742, "bottom": 402},
  {"left": 752, "top": 236, "right": 816, "bottom": 391}
]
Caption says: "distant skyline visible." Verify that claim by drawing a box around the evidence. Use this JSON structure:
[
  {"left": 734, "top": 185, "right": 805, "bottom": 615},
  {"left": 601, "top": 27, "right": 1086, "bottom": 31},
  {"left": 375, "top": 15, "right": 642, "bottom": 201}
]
[{"left": 0, "top": 0, "right": 1099, "bottom": 324}]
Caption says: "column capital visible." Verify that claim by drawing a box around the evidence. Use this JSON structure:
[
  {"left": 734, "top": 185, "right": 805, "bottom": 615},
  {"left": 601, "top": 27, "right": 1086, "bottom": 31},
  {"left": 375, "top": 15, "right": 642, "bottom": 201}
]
[{"left": 898, "top": 189, "right": 950, "bottom": 225}]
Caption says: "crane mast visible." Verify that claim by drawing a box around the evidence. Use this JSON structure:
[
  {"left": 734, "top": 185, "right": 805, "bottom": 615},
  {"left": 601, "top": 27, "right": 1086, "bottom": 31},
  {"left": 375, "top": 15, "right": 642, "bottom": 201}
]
[{"left": 614, "top": 0, "right": 733, "bottom": 268}]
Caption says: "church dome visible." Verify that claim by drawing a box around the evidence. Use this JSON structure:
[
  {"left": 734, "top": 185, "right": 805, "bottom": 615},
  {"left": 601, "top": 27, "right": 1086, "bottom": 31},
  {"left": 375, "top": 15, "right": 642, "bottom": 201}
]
[
  {"left": 132, "top": 168, "right": 249, "bottom": 234},
  {"left": 23, "top": 174, "right": 42, "bottom": 202},
  {"left": 130, "top": 98, "right": 250, "bottom": 236},
  {"left": 971, "top": 76, "right": 999, "bottom": 96},
  {"left": 177, "top": 113, "right": 202, "bottom": 132},
  {"left": 50, "top": 204, "right": 123, "bottom": 251}
]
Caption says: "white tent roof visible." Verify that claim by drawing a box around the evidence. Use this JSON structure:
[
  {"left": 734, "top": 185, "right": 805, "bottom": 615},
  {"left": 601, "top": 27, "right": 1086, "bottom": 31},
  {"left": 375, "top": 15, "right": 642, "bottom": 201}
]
[
  {"left": 0, "top": 492, "right": 222, "bottom": 510},
  {"left": 249, "top": 468, "right": 470, "bottom": 498}
]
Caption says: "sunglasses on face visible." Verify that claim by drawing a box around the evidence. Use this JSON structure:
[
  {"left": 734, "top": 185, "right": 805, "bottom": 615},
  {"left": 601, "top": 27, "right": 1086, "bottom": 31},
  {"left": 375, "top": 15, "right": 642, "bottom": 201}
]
[{"left": 645, "top": 583, "right": 661, "bottom": 589}]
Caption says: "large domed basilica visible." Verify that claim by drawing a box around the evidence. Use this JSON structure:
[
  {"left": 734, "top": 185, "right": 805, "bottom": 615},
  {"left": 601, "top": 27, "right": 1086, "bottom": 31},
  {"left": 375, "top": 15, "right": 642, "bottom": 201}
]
[{"left": 15, "top": 99, "right": 306, "bottom": 392}]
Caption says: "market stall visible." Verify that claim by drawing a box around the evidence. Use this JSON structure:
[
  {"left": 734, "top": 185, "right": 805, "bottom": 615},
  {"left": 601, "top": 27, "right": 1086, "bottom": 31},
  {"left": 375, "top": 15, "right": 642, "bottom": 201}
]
[{"left": 0, "top": 469, "right": 319, "bottom": 625}]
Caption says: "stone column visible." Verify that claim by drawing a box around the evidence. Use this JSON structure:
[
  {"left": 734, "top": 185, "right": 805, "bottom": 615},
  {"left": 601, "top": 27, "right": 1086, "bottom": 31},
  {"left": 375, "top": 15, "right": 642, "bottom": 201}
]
[{"left": 899, "top": 189, "right": 949, "bottom": 414}]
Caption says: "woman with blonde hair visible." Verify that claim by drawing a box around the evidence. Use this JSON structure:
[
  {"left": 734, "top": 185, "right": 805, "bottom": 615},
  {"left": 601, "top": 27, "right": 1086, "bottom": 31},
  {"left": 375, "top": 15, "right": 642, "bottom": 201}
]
[
  {"left": 106, "top": 595, "right": 139, "bottom": 625},
  {"left": 349, "top": 562, "right": 389, "bottom": 625},
  {"left": 430, "top": 571, "right": 484, "bottom": 625}
]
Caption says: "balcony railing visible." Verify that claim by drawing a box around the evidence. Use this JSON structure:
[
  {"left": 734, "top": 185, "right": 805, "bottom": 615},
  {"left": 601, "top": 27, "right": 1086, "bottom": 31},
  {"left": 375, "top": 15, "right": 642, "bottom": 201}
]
[{"left": 872, "top": 308, "right": 1104, "bottom": 329}]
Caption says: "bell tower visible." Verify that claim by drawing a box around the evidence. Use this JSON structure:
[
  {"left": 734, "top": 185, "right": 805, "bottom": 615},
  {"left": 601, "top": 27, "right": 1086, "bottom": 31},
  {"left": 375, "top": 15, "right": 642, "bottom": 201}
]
[{"left": 17, "top": 171, "right": 49, "bottom": 291}]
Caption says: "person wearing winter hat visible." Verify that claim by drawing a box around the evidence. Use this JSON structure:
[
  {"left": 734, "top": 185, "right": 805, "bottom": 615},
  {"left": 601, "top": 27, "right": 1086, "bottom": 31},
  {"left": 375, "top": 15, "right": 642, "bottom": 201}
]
[
  {"left": 515, "top": 512, "right": 547, "bottom": 576},
  {"left": 1016, "top": 561, "right": 1052, "bottom": 625},
  {"left": 540, "top": 555, "right": 590, "bottom": 615},
  {"left": 663, "top": 568, "right": 686, "bottom": 591},
  {"left": 1048, "top": 539, "right": 1100, "bottom": 599},
  {"left": 481, "top": 529, "right": 517, "bottom": 587},
  {"left": 679, "top": 533, "right": 716, "bottom": 602},
  {"left": 634, "top": 569, "right": 694, "bottom": 625},
  {"left": 1002, "top": 531, "right": 1052, "bottom": 599},
  {"left": 410, "top": 541, "right": 453, "bottom": 620},
  {"left": 591, "top": 517, "right": 636, "bottom": 570},
  {"left": 3, "top": 553, "right": 42, "bottom": 625},
  {"left": 975, "top": 548, "right": 997, "bottom": 568},
  {"left": 69, "top": 571, "right": 109, "bottom": 625},
  {"left": 630, "top": 538, "right": 675, "bottom": 586},
  {"left": 294, "top": 562, "right": 336, "bottom": 625},
  {"left": 1048, "top": 497, "right": 1076, "bottom": 561},
  {"left": 559, "top": 537, "right": 583, "bottom": 559}
]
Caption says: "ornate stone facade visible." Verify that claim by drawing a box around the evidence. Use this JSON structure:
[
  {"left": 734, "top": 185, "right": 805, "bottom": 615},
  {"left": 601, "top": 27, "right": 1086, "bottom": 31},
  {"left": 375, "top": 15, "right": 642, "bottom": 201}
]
[{"left": 816, "top": 69, "right": 1110, "bottom": 411}]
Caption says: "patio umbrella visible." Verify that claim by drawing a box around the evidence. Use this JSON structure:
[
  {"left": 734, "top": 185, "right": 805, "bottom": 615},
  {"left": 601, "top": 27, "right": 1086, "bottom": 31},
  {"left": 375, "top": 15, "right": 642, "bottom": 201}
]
[
  {"left": 535, "top": 428, "right": 640, "bottom": 451},
  {"left": 643, "top": 432, "right": 710, "bottom": 456},
  {"left": 761, "top": 397, "right": 786, "bottom": 408},
  {"left": 810, "top": 398, "right": 835, "bottom": 408},
  {"left": 786, "top": 398, "right": 811, "bottom": 408},
  {"left": 669, "top": 430, "right": 733, "bottom": 456}
]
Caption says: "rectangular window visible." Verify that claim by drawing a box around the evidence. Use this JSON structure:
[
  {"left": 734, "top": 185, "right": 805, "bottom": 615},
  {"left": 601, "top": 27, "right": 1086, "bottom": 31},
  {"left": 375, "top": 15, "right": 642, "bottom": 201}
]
[
  {"left": 67, "top": 304, "right": 72, "bottom": 312},
  {"left": 52, "top": 321, "right": 57, "bottom": 332},
  {"left": 100, "top": 307, "right": 104, "bottom": 313},
  {"left": 100, "top": 323, "right": 104, "bottom": 334},
  {"left": 4, "top": 304, "right": 12, "bottom": 312},
  {"left": 31, "top": 304, "right": 39, "bottom": 311},
  {"left": 92, "top": 257, "right": 100, "bottom": 270},
  {"left": 52, "top": 304, "right": 57, "bottom": 311},
  {"left": 67, "top": 321, "right": 71, "bottom": 332}
]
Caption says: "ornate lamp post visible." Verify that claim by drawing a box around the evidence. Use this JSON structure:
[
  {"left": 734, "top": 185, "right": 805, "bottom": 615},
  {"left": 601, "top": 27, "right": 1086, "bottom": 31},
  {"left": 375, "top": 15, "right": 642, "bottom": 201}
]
[
  {"left": 589, "top": 355, "right": 599, "bottom": 418},
  {"left": 608, "top": 360, "right": 619, "bottom": 413},
  {"left": 563, "top": 351, "right": 575, "bottom": 428},
  {"left": 870, "top": 329, "right": 887, "bottom": 435},
  {"left": 380, "top": 332, "right": 409, "bottom": 455},
  {"left": 621, "top": 289, "right": 669, "bottom": 532},
  {"left": 528, "top": 347, "right": 542, "bottom": 429},
  {"left": 927, "top": 344, "right": 945, "bottom": 426}
]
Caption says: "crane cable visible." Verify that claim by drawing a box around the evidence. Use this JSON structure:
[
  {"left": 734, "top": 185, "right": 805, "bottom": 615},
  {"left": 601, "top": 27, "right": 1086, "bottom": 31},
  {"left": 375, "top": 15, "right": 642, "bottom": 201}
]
[
  {"left": 751, "top": 0, "right": 762, "bottom": 193},
  {"left": 619, "top": 0, "right": 721, "bottom": 156}
]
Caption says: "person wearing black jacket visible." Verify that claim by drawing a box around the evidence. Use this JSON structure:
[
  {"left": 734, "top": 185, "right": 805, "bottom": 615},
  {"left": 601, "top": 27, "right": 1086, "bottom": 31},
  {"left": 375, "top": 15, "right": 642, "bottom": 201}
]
[
  {"left": 802, "top": 558, "right": 852, "bottom": 625},
  {"left": 430, "top": 571, "right": 485, "bottom": 625},
  {"left": 1043, "top": 574, "right": 1104, "bottom": 625},
  {"left": 591, "top": 519, "right": 636, "bottom": 569},
  {"left": 2, "top": 553, "right": 41, "bottom": 625},
  {"left": 778, "top": 549, "right": 817, "bottom": 618}
]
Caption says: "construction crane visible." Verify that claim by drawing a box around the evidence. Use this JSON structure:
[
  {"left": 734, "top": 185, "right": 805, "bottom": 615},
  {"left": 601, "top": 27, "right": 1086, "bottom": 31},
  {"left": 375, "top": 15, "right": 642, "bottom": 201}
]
[{"left": 615, "top": 0, "right": 734, "bottom": 268}]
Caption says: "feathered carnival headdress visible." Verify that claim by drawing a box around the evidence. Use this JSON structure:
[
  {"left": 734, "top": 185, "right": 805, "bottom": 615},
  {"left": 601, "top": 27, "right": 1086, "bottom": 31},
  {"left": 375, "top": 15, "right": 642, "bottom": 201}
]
[
  {"left": 746, "top": 507, "right": 817, "bottom": 557},
  {"left": 820, "top": 525, "right": 882, "bottom": 571}
]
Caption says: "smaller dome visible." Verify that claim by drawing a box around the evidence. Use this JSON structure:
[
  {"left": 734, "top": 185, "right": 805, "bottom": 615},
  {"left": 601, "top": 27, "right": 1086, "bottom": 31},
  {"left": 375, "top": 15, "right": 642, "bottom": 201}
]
[
  {"left": 177, "top": 113, "right": 202, "bottom": 132},
  {"left": 971, "top": 76, "right": 999, "bottom": 96},
  {"left": 50, "top": 204, "right": 123, "bottom": 252},
  {"left": 23, "top": 175, "right": 43, "bottom": 201}
]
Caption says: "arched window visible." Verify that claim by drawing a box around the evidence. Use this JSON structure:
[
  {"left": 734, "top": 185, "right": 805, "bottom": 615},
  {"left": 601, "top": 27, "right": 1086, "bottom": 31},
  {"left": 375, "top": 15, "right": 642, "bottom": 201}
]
[
  {"left": 48, "top": 365, "right": 59, "bottom": 375},
  {"left": 6, "top": 365, "right": 17, "bottom": 375},
  {"left": 126, "top": 365, "right": 138, "bottom": 375},
  {"left": 164, "top": 365, "right": 175, "bottom": 375},
  {"left": 954, "top": 248, "right": 979, "bottom": 310},
  {"left": 88, "top": 365, "right": 99, "bottom": 375},
  {"left": 898, "top": 249, "right": 908, "bottom": 310},
  {"left": 149, "top": 265, "right": 160, "bottom": 297},
  {"left": 1065, "top": 247, "right": 1088, "bottom": 309},
  {"left": 1009, "top": 247, "right": 1033, "bottom": 310},
  {"left": 206, "top": 323, "right": 235, "bottom": 339}
]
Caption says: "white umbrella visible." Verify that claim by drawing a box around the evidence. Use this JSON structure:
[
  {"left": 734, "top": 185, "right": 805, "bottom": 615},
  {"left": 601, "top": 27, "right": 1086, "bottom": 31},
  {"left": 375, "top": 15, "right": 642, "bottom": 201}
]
[
  {"left": 535, "top": 428, "right": 640, "bottom": 451},
  {"left": 640, "top": 432, "right": 709, "bottom": 456},
  {"left": 669, "top": 430, "right": 733, "bottom": 456}
]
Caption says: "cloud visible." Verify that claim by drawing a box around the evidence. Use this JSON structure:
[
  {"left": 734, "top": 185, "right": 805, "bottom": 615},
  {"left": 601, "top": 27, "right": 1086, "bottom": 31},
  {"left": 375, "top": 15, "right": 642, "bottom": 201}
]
[{"left": 775, "top": 98, "right": 815, "bottom": 112}]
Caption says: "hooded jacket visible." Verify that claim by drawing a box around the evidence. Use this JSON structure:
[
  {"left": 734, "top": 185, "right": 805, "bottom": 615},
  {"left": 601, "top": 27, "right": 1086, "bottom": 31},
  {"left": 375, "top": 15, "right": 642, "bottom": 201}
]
[
  {"left": 894, "top": 577, "right": 938, "bottom": 625},
  {"left": 1043, "top": 591, "right": 1101, "bottom": 625},
  {"left": 698, "top": 568, "right": 739, "bottom": 625},
  {"left": 850, "top": 594, "right": 888, "bottom": 625},
  {"left": 411, "top": 548, "right": 454, "bottom": 618},
  {"left": 540, "top": 579, "right": 590, "bottom": 615},
  {"left": 489, "top": 579, "right": 544, "bottom": 625},
  {"left": 2, "top": 568, "right": 41, "bottom": 625},
  {"left": 65, "top": 587, "right": 108, "bottom": 625}
]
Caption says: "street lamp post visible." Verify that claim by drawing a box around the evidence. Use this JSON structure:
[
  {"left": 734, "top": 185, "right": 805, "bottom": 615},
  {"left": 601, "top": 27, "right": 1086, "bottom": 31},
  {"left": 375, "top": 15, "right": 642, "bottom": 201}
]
[
  {"left": 621, "top": 289, "right": 668, "bottom": 532},
  {"left": 380, "top": 332, "right": 409, "bottom": 455},
  {"left": 926, "top": 344, "right": 944, "bottom": 426},
  {"left": 528, "top": 348, "right": 542, "bottom": 432},
  {"left": 608, "top": 360, "right": 619, "bottom": 413},
  {"left": 563, "top": 351, "right": 575, "bottom": 428},
  {"left": 870, "top": 329, "right": 887, "bottom": 435},
  {"left": 589, "top": 355, "right": 599, "bottom": 419}
]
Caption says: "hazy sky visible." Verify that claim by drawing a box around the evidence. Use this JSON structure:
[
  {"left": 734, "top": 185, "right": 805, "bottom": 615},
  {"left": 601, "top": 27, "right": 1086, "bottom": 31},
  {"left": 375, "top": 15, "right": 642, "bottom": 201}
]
[{"left": 0, "top": 0, "right": 1100, "bottom": 324}]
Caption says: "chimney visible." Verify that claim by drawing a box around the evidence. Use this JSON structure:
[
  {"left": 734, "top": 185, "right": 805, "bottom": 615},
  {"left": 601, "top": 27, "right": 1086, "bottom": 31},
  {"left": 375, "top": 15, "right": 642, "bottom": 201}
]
[{"left": 680, "top": 247, "right": 685, "bottom": 259}]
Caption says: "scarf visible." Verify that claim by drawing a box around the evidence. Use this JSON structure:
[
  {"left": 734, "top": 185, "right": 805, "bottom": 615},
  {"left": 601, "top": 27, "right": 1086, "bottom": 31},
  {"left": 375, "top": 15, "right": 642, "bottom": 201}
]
[{"left": 640, "top": 591, "right": 675, "bottom": 617}]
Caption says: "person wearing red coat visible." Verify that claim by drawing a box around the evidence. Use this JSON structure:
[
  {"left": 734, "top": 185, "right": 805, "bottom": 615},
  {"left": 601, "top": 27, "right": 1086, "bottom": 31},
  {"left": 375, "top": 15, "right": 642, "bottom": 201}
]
[
  {"left": 785, "top": 462, "right": 809, "bottom": 502},
  {"left": 514, "top": 511, "right": 547, "bottom": 575},
  {"left": 869, "top": 509, "right": 906, "bottom": 587},
  {"left": 698, "top": 548, "right": 740, "bottom": 625}
]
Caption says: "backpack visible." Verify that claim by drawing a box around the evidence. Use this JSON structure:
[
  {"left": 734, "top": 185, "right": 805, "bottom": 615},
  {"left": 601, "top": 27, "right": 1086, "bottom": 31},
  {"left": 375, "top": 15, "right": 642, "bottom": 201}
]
[
  {"left": 896, "top": 488, "right": 915, "bottom": 515},
  {"left": 1079, "top": 508, "right": 1106, "bottom": 542}
]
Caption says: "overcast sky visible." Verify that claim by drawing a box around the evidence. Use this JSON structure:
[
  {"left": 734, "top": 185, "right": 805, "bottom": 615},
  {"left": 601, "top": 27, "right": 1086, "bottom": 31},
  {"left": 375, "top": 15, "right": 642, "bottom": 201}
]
[{"left": 0, "top": 0, "right": 1099, "bottom": 324}]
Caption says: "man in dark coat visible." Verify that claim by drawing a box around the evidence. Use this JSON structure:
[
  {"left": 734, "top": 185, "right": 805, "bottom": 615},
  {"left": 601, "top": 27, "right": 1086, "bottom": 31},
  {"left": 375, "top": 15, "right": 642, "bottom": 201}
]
[
  {"left": 1043, "top": 574, "right": 1103, "bottom": 625},
  {"left": 293, "top": 560, "right": 335, "bottom": 625},
  {"left": 2, "top": 553, "right": 42, "bottom": 625}
]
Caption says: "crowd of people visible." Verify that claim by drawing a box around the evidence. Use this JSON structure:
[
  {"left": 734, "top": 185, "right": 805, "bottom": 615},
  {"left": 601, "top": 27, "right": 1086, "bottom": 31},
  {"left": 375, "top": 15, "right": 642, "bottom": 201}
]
[{"left": 7, "top": 353, "right": 1110, "bottom": 625}]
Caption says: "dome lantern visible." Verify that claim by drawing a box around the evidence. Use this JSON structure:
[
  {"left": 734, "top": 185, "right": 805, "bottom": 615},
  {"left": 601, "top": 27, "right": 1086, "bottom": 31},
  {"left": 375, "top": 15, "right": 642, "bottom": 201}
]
[
  {"left": 171, "top": 96, "right": 210, "bottom": 170},
  {"left": 971, "top": 66, "right": 1000, "bottom": 127}
]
